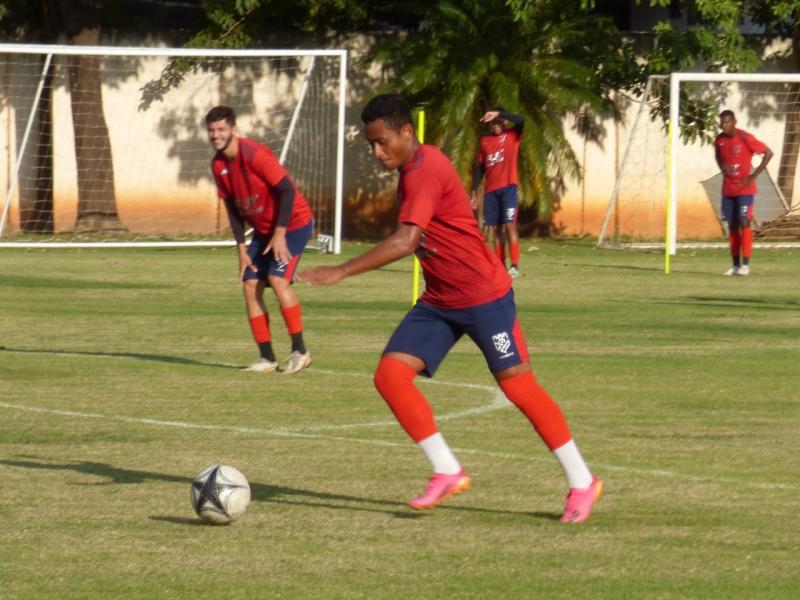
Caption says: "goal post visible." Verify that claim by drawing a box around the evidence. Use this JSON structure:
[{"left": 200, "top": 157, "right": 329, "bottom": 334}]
[
  {"left": 0, "top": 44, "right": 347, "bottom": 253},
  {"left": 598, "top": 73, "right": 800, "bottom": 263}
]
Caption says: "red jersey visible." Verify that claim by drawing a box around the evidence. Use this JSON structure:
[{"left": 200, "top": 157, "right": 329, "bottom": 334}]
[
  {"left": 715, "top": 129, "right": 769, "bottom": 197},
  {"left": 476, "top": 127, "right": 521, "bottom": 193},
  {"left": 398, "top": 144, "right": 511, "bottom": 309},
  {"left": 211, "top": 137, "right": 313, "bottom": 235}
]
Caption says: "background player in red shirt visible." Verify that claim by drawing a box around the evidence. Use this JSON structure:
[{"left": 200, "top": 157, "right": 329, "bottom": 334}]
[
  {"left": 471, "top": 108, "right": 525, "bottom": 278},
  {"left": 715, "top": 109, "right": 773, "bottom": 277},
  {"left": 206, "top": 106, "right": 313, "bottom": 374},
  {"left": 299, "top": 94, "right": 602, "bottom": 522}
]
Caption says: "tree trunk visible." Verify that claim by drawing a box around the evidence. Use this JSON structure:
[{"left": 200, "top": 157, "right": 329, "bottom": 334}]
[
  {"left": 67, "top": 26, "right": 123, "bottom": 231},
  {"left": 68, "top": 55, "right": 123, "bottom": 229}
]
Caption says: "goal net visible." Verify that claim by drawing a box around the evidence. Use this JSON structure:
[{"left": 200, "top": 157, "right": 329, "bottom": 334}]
[
  {"left": 598, "top": 73, "right": 799, "bottom": 251},
  {"left": 0, "top": 44, "right": 346, "bottom": 252}
]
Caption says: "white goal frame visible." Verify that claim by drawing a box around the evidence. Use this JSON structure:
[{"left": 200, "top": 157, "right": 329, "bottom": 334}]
[
  {"left": 0, "top": 44, "right": 347, "bottom": 253},
  {"left": 666, "top": 72, "right": 800, "bottom": 260}
]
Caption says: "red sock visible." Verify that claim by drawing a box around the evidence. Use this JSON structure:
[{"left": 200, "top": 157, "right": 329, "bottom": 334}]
[
  {"left": 248, "top": 314, "right": 271, "bottom": 343},
  {"left": 509, "top": 242, "right": 520, "bottom": 266},
  {"left": 494, "top": 242, "right": 506, "bottom": 266},
  {"left": 280, "top": 303, "right": 303, "bottom": 335},
  {"left": 728, "top": 228, "right": 741, "bottom": 259},
  {"left": 373, "top": 356, "right": 437, "bottom": 442},
  {"left": 741, "top": 226, "right": 753, "bottom": 259},
  {"left": 498, "top": 370, "right": 572, "bottom": 451}
]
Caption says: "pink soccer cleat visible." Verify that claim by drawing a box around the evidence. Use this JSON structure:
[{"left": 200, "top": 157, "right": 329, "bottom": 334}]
[
  {"left": 560, "top": 476, "right": 604, "bottom": 523},
  {"left": 408, "top": 470, "right": 471, "bottom": 510}
]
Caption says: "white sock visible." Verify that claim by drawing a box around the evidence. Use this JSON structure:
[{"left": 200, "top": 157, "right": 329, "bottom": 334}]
[
  {"left": 552, "top": 439, "right": 593, "bottom": 489},
  {"left": 417, "top": 432, "right": 461, "bottom": 474}
]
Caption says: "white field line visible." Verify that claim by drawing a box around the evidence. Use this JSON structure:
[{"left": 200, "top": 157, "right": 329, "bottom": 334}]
[
  {"left": 0, "top": 399, "right": 794, "bottom": 492},
  {"left": 1, "top": 349, "right": 794, "bottom": 491}
]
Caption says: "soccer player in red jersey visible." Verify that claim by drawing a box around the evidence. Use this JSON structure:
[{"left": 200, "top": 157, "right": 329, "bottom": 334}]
[
  {"left": 715, "top": 109, "right": 773, "bottom": 277},
  {"left": 298, "top": 94, "right": 602, "bottom": 522},
  {"left": 206, "top": 106, "right": 313, "bottom": 374},
  {"left": 471, "top": 108, "right": 524, "bottom": 278}
]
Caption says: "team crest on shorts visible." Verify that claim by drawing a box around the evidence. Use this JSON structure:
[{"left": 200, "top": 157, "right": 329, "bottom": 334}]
[{"left": 492, "top": 331, "right": 513, "bottom": 357}]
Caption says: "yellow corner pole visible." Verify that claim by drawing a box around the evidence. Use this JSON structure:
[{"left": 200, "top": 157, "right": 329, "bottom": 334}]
[
  {"left": 665, "top": 120, "right": 673, "bottom": 274},
  {"left": 412, "top": 109, "right": 425, "bottom": 304}
]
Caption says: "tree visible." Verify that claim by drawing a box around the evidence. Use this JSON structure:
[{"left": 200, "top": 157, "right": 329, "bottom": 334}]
[
  {"left": 644, "top": 0, "right": 800, "bottom": 207},
  {"left": 365, "top": 0, "right": 641, "bottom": 227},
  {"left": 0, "top": 0, "right": 125, "bottom": 232}
]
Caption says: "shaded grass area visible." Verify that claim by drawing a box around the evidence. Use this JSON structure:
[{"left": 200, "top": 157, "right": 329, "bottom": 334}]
[{"left": 1, "top": 241, "right": 799, "bottom": 599}]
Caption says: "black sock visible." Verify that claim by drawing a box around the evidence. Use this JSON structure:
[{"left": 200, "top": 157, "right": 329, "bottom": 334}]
[
  {"left": 291, "top": 332, "right": 306, "bottom": 354},
  {"left": 743, "top": 257, "right": 750, "bottom": 266},
  {"left": 733, "top": 256, "right": 741, "bottom": 267},
  {"left": 258, "top": 341, "right": 276, "bottom": 361}
]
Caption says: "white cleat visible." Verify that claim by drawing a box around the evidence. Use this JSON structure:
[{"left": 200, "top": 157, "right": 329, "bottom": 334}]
[
  {"left": 722, "top": 266, "right": 739, "bottom": 276},
  {"left": 242, "top": 358, "right": 279, "bottom": 373},
  {"left": 736, "top": 265, "right": 750, "bottom": 276},
  {"left": 508, "top": 266, "right": 520, "bottom": 279},
  {"left": 281, "top": 351, "right": 311, "bottom": 375}
]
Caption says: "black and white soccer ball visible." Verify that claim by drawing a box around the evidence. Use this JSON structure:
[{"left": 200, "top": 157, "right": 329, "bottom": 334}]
[{"left": 190, "top": 465, "right": 251, "bottom": 525}]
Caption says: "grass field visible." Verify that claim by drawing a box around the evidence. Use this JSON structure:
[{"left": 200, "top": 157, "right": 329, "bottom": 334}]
[{"left": 1, "top": 241, "right": 799, "bottom": 599}]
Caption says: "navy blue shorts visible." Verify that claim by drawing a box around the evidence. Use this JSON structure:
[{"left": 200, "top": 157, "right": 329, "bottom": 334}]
[
  {"left": 242, "top": 220, "right": 313, "bottom": 285},
  {"left": 721, "top": 195, "right": 754, "bottom": 224},
  {"left": 383, "top": 289, "right": 530, "bottom": 377},
  {"left": 483, "top": 184, "right": 519, "bottom": 226}
]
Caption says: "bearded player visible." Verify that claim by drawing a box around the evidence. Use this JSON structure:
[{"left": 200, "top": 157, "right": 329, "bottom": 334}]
[
  {"left": 206, "top": 105, "right": 313, "bottom": 374},
  {"left": 299, "top": 94, "right": 602, "bottom": 522}
]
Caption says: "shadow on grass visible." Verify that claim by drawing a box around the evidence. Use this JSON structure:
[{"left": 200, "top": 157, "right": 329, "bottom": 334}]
[
  {"left": 615, "top": 296, "right": 800, "bottom": 311},
  {"left": 570, "top": 262, "right": 710, "bottom": 275},
  {"left": 1, "top": 457, "right": 557, "bottom": 522},
  {"left": 0, "top": 273, "right": 171, "bottom": 290},
  {"left": 0, "top": 346, "right": 242, "bottom": 370}
]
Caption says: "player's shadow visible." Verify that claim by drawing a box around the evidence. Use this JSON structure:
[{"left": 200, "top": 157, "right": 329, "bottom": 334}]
[
  {"left": 0, "top": 457, "right": 558, "bottom": 522},
  {"left": 0, "top": 346, "right": 242, "bottom": 370}
]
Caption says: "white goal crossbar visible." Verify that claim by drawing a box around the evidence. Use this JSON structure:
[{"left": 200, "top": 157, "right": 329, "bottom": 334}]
[{"left": 0, "top": 44, "right": 347, "bottom": 253}]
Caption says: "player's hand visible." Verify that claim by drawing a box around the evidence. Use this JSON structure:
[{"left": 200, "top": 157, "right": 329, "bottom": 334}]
[
  {"left": 238, "top": 251, "right": 256, "bottom": 280},
  {"left": 470, "top": 191, "right": 479, "bottom": 211},
  {"left": 296, "top": 265, "right": 346, "bottom": 286},
  {"left": 265, "top": 234, "right": 292, "bottom": 267},
  {"left": 480, "top": 111, "right": 500, "bottom": 123}
]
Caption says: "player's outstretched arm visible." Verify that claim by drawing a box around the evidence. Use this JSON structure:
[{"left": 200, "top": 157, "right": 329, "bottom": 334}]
[{"left": 298, "top": 223, "right": 421, "bottom": 286}]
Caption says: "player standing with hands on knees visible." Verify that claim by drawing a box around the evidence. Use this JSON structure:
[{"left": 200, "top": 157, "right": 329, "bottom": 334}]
[
  {"left": 206, "top": 105, "right": 313, "bottom": 374},
  {"left": 298, "top": 94, "right": 602, "bottom": 522},
  {"left": 471, "top": 107, "right": 524, "bottom": 278},
  {"left": 715, "top": 109, "right": 773, "bottom": 277}
]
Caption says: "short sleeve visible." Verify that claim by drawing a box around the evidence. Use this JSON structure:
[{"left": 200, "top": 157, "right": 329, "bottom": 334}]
[
  {"left": 743, "top": 133, "right": 768, "bottom": 155},
  {"left": 397, "top": 168, "right": 441, "bottom": 229},
  {"left": 252, "top": 147, "right": 287, "bottom": 187}
]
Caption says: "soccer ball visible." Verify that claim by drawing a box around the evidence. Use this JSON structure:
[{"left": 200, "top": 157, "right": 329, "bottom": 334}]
[{"left": 190, "top": 464, "right": 251, "bottom": 525}]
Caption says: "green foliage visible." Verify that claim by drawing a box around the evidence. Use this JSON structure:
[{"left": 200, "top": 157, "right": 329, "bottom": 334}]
[{"left": 367, "top": 0, "right": 636, "bottom": 223}]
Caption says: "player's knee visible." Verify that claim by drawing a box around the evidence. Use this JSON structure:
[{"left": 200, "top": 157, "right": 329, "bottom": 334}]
[
  {"left": 373, "top": 356, "right": 413, "bottom": 395},
  {"left": 242, "top": 278, "right": 259, "bottom": 294},
  {"left": 268, "top": 274, "right": 287, "bottom": 289}
]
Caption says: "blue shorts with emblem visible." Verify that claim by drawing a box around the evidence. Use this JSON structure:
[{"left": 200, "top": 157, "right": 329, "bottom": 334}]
[
  {"left": 383, "top": 289, "right": 528, "bottom": 377},
  {"left": 483, "top": 184, "right": 519, "bottom": 226},
  {"left": 721, "top": 195, "right": 754, "bottom": 224},
  {"left": 242, "top": 220, "right": 313, "bottom": 285}
]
